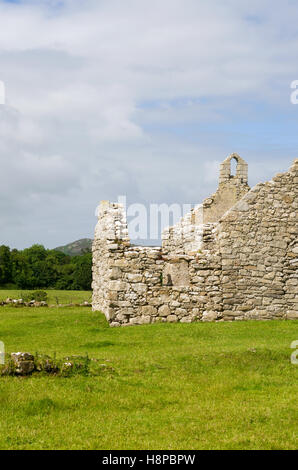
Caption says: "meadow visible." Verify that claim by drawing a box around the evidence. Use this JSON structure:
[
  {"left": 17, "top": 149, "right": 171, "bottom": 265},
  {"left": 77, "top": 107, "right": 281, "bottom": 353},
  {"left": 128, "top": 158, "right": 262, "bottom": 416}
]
[{"left": 0, "top": 301, "right": 297, "bottom": 450}]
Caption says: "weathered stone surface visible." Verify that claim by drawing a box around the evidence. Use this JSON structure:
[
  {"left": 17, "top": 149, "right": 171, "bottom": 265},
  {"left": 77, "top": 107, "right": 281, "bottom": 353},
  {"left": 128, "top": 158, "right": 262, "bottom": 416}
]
[
  {"left": 286, "top": 311, "right": 298, "bottom": 320},
  {"left": 158, "top": 305, "right": 171, "bottom": 317},
  {"left": 180, "top": 317, "right": 192, "bottom": 323},
  {"left": 92, "top": 157, "right": 298, "bottom": 326},
  {"left": 201, "top": 311, "right": 218, "bottom": 322},
  {"left": 163, "top": 260, "right": 190, "bottom": 287},
  {"left": 167, "top": 315, "right": 178, "bottom": 322},
  {"left": 127, "top": 273, "right": 143, "bottom": 283},
  {"left": 140, "top": 315, "right": 151, "bottom": 324},
  {"left": 11, "top": 353, "right": 35, "bottom": 375},
  {"left": 141, "top": 305, "right": 157, "bottom": 316}
]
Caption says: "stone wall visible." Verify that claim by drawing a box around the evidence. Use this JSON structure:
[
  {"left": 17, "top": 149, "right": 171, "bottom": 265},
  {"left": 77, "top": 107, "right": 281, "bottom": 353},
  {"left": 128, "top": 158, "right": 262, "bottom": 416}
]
[
  {"left": 162, "top": 204, "right": 204, "bottom": 255},
  {"left": 162, "top": 153, "right": 250, "bottom": 255},
  {"left": 203, "top": 153, "right": 250, "bottom": 223},
  {"left": 216, "top": 158, "right": 298, "bottom": 320},
  {"left": 92, "top": 156, "right": 298, "bottom": 326}
]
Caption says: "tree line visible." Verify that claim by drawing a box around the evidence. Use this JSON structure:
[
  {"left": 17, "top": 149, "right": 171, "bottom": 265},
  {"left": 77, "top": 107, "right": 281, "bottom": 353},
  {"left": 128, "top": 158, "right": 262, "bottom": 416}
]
[{"left": 0, "top": 244, "right": 92, "bottom": 291}]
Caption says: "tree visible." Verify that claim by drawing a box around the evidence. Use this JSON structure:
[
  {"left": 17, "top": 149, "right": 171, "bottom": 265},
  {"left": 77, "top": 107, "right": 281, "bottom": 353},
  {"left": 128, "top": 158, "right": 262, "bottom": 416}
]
[
  {"left": 0, "top": 245, "right": 12, "bottom": 285},
  {"left": 0, "top": 244, "right": 92, "bottom": 290},
  {"left": 72, "top": 254, "right": 92, "bottom": 290}
]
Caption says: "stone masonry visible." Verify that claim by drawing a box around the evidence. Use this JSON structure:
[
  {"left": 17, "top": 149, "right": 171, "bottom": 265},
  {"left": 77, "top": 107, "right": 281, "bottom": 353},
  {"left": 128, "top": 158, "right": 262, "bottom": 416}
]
[{"left": 92, "top": 154, "right": 298, "bottom": 326}]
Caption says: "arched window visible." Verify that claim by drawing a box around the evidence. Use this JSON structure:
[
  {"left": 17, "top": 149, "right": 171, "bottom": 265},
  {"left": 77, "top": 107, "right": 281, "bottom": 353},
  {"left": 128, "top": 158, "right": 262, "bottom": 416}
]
[{"left": 230, "top": 157, "right": 238, "bottom": 177}]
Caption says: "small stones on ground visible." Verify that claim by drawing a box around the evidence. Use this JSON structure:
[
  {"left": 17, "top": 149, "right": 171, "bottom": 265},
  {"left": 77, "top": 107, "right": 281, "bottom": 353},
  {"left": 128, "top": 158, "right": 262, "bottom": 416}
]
[
  {"left": 0, "top": 299, "right": 92, "bottom": 308},
  {"left": 11, "top": 352, "right": 35, "bottom": 375},
  {"left": 0, "top": 353, "right": 105, "bottom": 377}
]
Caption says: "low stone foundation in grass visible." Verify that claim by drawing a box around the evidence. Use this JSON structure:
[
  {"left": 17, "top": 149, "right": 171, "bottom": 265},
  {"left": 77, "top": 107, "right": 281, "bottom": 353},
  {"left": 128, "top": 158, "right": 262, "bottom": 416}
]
[
  {"left": 0, "top": 352, "right": 91, "bottom": 376},
  {"left": 0, "top": 298, "right": 92, "bottom": 308}
]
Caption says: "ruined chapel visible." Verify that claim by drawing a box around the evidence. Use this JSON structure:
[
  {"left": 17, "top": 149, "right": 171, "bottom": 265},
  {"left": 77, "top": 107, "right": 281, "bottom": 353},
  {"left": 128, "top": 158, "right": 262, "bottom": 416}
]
[{"left": 92, "top": 154, "right": 298, "bottom": 326}]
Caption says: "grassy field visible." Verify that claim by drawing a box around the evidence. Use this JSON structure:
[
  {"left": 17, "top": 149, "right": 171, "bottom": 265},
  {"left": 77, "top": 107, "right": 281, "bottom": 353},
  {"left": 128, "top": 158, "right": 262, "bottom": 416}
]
[
  {"left": 0, "top": 289, "right": 92, "bottom": 305},
  {"left": 0, "top": 304, "right": 297, "bottom": 450}
]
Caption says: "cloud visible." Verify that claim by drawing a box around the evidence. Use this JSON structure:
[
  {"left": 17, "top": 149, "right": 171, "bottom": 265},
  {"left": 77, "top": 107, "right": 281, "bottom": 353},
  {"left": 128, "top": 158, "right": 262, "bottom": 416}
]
[{"left": 0, "top": 0, "right": 297, "bottom": 247}]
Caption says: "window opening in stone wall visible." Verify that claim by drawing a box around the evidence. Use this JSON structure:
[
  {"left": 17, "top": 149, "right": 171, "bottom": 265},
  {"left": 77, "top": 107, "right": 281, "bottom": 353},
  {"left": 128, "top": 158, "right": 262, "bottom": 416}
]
[{"left": 230, "top": 157, "right": 238, "bottom": 178}]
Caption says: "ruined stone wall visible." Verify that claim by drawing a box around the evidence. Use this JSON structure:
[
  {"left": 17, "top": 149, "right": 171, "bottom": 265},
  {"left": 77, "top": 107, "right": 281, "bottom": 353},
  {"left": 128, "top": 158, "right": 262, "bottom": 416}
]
[
  {"left": 162, "top": 153, "right": 250, "bottom": 255},
  {"left": 162, "top": 205, "right": 204, "bottom": 255},
  {"left": 92, "top": 158, "right": 297, "bottom": 326},
  {"left": 217, "top": 159, "right": 298, "bottom": 320},
  {"left": 92, "top": 201, "right": 130, "bottom": 318},
  {"left": 203, "top": 153, "right": 250, "bottom": 223},
  {"left": 92, "top": 202, "right": 221, "bottom": 326}
]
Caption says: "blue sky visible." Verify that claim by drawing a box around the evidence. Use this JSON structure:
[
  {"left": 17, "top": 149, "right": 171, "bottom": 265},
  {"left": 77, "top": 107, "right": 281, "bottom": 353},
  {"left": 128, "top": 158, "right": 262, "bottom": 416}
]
[{"left": 0, "top": 0, "right": 297, "bottom": 248}]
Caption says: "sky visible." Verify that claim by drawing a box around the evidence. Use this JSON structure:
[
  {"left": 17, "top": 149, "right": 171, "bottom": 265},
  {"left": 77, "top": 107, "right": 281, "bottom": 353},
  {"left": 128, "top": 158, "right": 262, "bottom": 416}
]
[{"left": 0, "top": 0, "right": 297, "bottom": 248}]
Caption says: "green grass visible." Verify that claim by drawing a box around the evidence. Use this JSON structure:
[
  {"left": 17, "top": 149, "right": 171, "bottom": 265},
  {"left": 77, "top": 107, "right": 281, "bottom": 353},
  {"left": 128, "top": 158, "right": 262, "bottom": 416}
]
[
  {"left": 0, "top": 305, "right": 297, "bottom": 450},
  {"left": 0, "top": 289, "right": 92, "bottom": 305}
]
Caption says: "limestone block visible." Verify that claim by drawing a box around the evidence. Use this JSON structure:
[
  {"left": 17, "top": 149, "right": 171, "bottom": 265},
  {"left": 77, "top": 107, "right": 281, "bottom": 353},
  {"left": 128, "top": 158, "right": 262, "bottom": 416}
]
[
  {"left": 163, "top": 260, "right": 190, "bottom": 287},
  {"left": 109, "top": 267, "right": 122, "bottom": 280},
  {"left": 107, "top": 244, "right": 119, "bottom": 251},
  {"left": 127, "top": 273, "right": 143, "bottom": 283},
  {"left": 116, "top": 313, "right": 127, "bottom": 321},
  {"left": 167, "top": 315, "right": 178, "bottom": 322},
  {"left": 11, "top": 352, "right": 34, "bottom": 362},
  {"left": 140, "top": 315, "right": 151, "bottom": 324},
  {"left": 158, "top": 305, "right": 171, "bottom": 317},
  {"left": 106, "top": 308, "right": 116, "bottom": 321},
  {"left": 11, "top": 353, "right": 35, "bottom": 375},
  {"left": 170, "top": 301, "right": 181, "bottom": 307},
  {"left": 201, "top": 311, "right": 218, "bottom": 322},
  {"left": 180, "top": 317, "right": 192, "bottom": 323},
  {"left": 108, "top": 281, "right": 126, "bottom": 291},
  {"left": 129, "top": 317, "right": 141, "bottom": 325},
  {"left": 286, "top": 311, "right": 298, "bottom": 319},
  {"left": 123, "top": 308, "right": 135, "bottom": 316},
  {"left": 176, "top": 308, "right": 188, "bottom": 317},
  {"left": 132, "top": 284, "right": 147, "bottom": 295},
  {"left": 141, "top": 305, "right": 157, "bottom": 316},
  {"left": 222, "top": 310, "right": 237, "bottom": 317}
]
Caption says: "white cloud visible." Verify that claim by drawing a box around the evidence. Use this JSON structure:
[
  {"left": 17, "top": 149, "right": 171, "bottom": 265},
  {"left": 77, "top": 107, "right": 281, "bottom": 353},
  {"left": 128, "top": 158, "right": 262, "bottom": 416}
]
[{"left": 0, "top": 0, "right": 296, "bottom": 247}]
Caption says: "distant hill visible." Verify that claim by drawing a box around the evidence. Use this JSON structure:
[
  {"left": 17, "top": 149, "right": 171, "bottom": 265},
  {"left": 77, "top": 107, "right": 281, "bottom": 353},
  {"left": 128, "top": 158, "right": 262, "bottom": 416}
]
[{"left": 54, "top": 238, "right": 93, "bottom": 256}]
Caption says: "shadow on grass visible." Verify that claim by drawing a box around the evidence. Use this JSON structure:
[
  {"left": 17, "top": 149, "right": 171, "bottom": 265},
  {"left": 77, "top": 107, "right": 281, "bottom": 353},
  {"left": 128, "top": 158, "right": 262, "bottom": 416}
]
[{"left": 79, "top": 341, "right": 115, "bottom": 349}]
